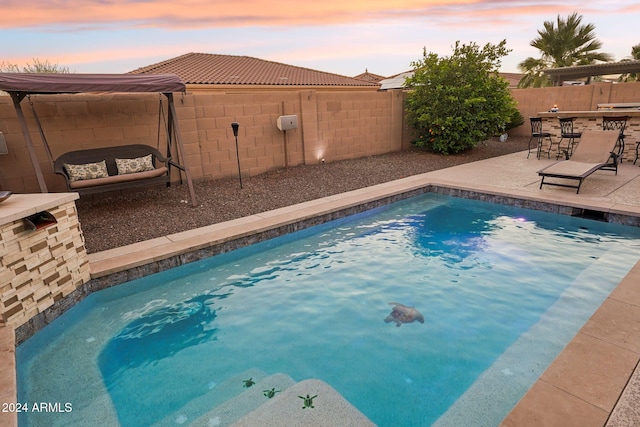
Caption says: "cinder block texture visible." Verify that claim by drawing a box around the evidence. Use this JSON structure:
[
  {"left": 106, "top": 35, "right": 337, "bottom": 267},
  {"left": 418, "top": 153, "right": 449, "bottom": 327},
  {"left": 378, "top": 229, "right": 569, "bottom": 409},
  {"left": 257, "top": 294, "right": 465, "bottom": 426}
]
[{"left": 3, "top": 82, "right": 640, "bottom": 193}]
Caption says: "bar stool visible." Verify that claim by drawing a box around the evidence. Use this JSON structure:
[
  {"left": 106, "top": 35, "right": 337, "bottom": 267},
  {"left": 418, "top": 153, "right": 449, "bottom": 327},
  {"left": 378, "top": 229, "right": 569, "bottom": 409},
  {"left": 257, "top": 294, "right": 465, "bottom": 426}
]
[
  {"left": 527, "top": 117, "right": 552, "bottom": 159},
  {"left": 602, "top": 116, "right": 629, "bottom": 160},
  {"left": 556, "top": 117, "right": 582, "bottom": 159}
]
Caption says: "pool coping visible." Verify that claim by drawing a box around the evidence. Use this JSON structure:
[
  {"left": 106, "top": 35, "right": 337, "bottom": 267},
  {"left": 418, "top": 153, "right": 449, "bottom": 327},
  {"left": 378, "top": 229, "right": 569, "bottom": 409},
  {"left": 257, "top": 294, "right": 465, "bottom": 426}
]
[{"left": 7, "top": 162, "right": 640, "bottom": 426}]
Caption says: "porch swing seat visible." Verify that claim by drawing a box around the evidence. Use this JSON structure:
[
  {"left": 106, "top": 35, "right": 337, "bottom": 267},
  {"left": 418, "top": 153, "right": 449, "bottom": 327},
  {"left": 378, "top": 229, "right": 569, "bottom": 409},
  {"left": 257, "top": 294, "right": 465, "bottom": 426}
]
[
  {"left": 53, "top": 144, "right": 171, "bottom": 195},
  {"left": 0, "top": 72, "right": 197, "bottom": 206}
]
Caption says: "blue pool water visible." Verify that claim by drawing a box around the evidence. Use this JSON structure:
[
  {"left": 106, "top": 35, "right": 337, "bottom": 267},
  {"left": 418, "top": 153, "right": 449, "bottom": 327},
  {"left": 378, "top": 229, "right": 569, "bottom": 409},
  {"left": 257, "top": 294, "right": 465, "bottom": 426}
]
[{"left": 17, "top": 193, "right": 640, "bottom": 426}]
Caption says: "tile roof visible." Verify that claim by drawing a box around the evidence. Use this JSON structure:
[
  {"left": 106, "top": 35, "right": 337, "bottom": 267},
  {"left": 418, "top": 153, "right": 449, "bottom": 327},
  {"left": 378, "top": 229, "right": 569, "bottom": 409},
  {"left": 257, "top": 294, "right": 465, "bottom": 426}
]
[
  {"left": 129, "top": 53, "right": 380, "bottom": 87},
  {"left": 498, "top": 72, "right": 524, "bottom": 88},
  {"left": 353, "top": 69, "right": 387, "bottom": 83}
]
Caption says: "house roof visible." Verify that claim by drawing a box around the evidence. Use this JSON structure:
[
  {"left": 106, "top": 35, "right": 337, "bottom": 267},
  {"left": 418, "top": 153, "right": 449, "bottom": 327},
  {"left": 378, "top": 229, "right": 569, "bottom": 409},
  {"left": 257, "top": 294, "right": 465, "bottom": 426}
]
[
  {"left": 129, "top": 53, "right": 380, "bottom": 88},
  {"left": 499, "top": 72, "right": 523, "bottom": 88},
  {"left": 353, "top": 69, "right": 387, "bottom": 83}
]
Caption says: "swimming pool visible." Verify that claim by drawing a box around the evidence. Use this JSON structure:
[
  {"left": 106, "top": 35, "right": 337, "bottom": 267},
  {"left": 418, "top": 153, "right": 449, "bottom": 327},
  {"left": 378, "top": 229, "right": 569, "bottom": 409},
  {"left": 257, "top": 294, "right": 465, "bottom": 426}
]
[{"left": 17, "top": 193, "right": 640, "bottom": 426}]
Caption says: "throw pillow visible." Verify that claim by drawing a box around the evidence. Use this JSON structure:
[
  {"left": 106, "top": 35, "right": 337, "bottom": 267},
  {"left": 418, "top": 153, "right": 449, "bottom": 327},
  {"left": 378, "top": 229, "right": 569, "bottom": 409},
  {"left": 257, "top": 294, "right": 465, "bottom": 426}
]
[
  {"left": 64, "top": 160, "right": 109, "bottom": 182},
  {"left": 115, "top": 154, "right": 155, "bottom": 175}
]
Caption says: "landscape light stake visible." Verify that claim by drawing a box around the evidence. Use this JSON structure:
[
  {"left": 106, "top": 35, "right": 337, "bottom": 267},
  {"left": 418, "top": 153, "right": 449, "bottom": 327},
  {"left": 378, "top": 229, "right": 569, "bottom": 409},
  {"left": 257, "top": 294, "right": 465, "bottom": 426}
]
[{"left": 231, "top": 122, "right": 243, "bottom": 188}]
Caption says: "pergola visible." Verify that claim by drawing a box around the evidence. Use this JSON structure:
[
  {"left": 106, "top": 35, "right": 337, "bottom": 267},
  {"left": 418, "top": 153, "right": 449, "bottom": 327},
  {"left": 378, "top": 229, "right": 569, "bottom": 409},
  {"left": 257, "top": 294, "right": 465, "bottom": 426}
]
[
  {"left": 543, "top": 60, "right": 640, "bottom": 86},
  {"left": 0, "top": 72, "right": 196, "bottom": 205}
]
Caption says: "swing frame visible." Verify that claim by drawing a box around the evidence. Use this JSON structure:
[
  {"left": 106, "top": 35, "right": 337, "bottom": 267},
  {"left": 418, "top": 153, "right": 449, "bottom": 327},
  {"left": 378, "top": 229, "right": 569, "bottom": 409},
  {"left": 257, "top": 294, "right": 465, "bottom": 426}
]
[{"left": 0, "top": 72, "right": 197, "bottom": 206}]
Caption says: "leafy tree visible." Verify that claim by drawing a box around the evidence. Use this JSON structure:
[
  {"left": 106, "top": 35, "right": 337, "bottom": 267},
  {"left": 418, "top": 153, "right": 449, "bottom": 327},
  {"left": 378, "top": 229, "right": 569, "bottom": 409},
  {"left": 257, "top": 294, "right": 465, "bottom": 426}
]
[
  {"left": 618, "top": 44, "right": 640, "bottom": 82},
  {"left": 518, "top": 13, "right": 612, "bottom": 87},
  {"left": 0, "top": 58, "right": 70, "bottom": 73},
  {"left": 404, "top": 40, "right": 517, "bottom": 154}
]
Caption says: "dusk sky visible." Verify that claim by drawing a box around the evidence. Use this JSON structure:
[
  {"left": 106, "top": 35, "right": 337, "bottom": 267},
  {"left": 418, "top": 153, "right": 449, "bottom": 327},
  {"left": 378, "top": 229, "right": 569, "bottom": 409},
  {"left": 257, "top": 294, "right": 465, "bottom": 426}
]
[{"left": 2, "top": 1, "right": 638, "bottom": 78}]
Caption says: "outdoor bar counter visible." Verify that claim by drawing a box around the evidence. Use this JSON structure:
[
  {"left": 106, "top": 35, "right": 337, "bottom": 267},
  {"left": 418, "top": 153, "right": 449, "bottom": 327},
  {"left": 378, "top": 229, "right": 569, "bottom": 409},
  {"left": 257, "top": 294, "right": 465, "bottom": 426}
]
[
  {"left": 537, "top": 109, "right": 640, "bottom": 162},
  {"left": 0, "top": 193, "right": 90, "bottom": 328}
]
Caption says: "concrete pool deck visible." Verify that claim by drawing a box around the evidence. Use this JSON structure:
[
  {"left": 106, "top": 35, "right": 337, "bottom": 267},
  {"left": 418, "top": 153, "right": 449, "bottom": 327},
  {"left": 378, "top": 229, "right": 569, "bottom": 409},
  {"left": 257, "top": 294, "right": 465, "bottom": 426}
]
[{"left": 4, "top": 150, "right": 640, "bottom": 426}]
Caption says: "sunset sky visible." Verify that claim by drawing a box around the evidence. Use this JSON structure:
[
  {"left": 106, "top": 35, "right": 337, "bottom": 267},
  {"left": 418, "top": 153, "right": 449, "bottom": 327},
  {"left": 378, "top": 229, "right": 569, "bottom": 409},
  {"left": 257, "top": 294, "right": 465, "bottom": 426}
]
[{"left": 1, "top": 1, "right": 638, "bottom": 78}]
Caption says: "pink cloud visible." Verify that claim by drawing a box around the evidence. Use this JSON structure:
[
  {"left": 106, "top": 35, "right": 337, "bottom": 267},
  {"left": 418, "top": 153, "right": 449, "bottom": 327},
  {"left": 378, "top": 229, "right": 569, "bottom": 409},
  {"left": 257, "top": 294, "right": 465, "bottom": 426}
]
[
  {"left": 2, "top": 0, "right": 632, "bottom": 75},
  {"left": 0, "top": 0, "right": 592, "bottom": 30}
]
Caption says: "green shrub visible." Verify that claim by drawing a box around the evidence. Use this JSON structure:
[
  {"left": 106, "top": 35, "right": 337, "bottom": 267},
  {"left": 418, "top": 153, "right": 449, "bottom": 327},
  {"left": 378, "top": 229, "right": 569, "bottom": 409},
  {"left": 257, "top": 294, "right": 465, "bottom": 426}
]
[
  {"left": 505, "top": 107, "right": 525, "bottom": 131},
  {"left": 405, "top": 40, "right": 517, "bottom": 154}
]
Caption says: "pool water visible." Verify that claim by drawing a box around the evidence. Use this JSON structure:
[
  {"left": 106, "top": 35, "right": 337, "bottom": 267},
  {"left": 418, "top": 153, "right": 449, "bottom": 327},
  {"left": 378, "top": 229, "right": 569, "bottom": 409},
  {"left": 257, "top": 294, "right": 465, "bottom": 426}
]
[{"left": 17, "top": 193, "right": 640, "bottom": 426}]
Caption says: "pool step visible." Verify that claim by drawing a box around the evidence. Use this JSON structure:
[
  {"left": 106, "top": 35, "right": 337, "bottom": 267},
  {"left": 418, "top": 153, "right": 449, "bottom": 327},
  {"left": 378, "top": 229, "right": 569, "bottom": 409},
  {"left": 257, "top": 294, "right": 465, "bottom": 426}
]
[
  {"left": 189, "top": 372, "right": 296, "bottom": 427},
  {"left": 231, "top": 378, "right": 376, "bottom": 426},
  {"left": 151, "top": 368, "right": 273, "bottom": 427},
  {"left": 151, "top": 370, "right": 375, "bottom": 426}
]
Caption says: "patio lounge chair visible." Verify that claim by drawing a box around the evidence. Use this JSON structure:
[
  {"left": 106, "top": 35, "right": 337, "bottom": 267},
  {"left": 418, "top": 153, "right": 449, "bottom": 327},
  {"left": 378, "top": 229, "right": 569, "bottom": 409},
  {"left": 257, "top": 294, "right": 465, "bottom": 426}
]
[{"left": 537, "top": 129, "right": 619, "bottom": 193}]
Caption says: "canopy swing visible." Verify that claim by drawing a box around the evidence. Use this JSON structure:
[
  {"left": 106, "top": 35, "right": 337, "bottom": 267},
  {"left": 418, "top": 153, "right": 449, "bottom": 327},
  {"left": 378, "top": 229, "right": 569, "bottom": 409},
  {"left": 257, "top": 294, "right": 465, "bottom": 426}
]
[{"left": 0, "top": 72, "right": 197, "bottom": 206}]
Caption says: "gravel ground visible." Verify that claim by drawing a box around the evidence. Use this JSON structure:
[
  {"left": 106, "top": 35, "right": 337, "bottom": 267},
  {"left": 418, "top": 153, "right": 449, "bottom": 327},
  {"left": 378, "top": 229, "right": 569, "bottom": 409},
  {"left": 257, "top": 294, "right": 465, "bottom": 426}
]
[{"left": 76, "top": 136, "right": 530, "bottom": 253}]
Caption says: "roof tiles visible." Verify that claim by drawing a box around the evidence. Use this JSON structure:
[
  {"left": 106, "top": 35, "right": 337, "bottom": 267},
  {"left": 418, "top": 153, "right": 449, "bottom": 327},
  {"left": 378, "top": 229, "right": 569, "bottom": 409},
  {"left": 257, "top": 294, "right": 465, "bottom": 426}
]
[{"left": 130, "top": 53, "right": 380, "bottom": 87}]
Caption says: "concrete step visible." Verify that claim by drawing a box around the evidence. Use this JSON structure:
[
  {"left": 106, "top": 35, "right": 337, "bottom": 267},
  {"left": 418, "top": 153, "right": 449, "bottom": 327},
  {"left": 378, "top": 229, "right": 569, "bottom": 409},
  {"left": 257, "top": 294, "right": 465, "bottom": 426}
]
[
  {"left": 190, "top": 373, "right": 296, "bottom": 427},
  {"left": 151, "top": 367, "right": 269, "bottom": 427},
  {"left": 231, "top": 378, "right": 376, "bottom": 427}
]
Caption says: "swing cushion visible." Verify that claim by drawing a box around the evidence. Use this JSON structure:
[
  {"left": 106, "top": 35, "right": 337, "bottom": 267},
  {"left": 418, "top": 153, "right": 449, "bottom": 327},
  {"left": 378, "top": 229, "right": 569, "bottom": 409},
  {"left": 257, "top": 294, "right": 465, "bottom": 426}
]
[
  {"left": 68, "top": 166, "right": 168, "bottom": 189},
  {"left": 115, "top": 154, "right": 155, "bottom": 175},
  {"left": 64, "top": 160, "right": 109, "bottom": 182},
  {"left": 54, "top": 144, "right": 172, "bottom": 195}
]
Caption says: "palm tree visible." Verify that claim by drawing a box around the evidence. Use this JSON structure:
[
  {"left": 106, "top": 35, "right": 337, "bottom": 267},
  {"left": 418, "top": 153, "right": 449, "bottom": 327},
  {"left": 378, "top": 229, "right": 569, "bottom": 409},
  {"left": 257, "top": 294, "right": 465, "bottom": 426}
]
[
  {"left": 618, "top": 44, "right": 640, "bottom": 82},
  {"left": 518, "top": 13, "right": 613, "bottom": 87}
]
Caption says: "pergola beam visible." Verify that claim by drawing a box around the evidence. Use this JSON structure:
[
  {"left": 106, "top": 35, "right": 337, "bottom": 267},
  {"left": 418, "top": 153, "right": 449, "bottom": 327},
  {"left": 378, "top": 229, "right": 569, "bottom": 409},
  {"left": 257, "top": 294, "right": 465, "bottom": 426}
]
[{"left": 543, "top": 60, "right": 640, "bottom": 85}]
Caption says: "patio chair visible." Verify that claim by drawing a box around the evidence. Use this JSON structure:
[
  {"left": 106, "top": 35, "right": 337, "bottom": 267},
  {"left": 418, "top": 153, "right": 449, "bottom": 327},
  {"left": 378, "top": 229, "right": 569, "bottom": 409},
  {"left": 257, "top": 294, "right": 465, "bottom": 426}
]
[
  {"left": 556, "top": 117, "right": 582, "bottom": 159},
  {"left": 537, "top": 129, "right": 619, "bottom": 193},
  {"left": 527, "top": 117, "right": 552, "bottom": 159},
  {"left": 602, "top": 116, "right": 629, "bottom": 160}
]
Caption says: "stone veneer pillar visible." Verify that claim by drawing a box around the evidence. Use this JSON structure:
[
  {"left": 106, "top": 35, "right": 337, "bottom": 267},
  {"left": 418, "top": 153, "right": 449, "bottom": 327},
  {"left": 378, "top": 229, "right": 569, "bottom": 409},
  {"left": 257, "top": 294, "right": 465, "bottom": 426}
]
[{"left": 0, "top": 194, "right": 90, "bottom": 327}]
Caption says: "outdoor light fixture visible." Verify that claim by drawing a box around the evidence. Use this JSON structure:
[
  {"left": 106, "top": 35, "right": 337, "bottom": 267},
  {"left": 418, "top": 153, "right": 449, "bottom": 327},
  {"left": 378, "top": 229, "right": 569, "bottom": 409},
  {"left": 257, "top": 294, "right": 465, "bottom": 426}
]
[{"left": 231, "top": 122, "right": 242, "bottom": 188}]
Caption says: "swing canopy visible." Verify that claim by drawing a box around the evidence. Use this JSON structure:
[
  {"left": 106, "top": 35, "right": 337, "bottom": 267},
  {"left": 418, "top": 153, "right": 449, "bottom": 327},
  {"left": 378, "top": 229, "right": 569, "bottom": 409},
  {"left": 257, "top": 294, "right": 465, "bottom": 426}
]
[
  {"left": 0, "top": 72, "right": 196, "bottom": 206},
  {"left": 0, "top": 72, "right": 185, "bottom": 94}
]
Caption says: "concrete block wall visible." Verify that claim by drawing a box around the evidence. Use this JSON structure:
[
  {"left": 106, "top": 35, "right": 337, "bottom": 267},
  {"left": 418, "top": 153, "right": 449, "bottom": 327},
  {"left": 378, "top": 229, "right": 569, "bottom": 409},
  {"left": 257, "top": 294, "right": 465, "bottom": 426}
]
[
  {"left": 191, "top": 92, "right": 303, "bottom": 181},
  {"left": 0, "top": 93, "right": 168, "bottom": 192},
  {"left": 1, "top": 82, "right": 640, "bottom": 193},
  {"left": 510, "top": 85, "right": 596, "bottom": 135},
  {"left": 610, "top": 82, "right": 640, "bottom": 105},
  {"left": 0, "top": 201, "right": 90, "bottom": 327},
  {"left": 0, "top": 89, "right": 405, "bottom": 193},
  {"left": 189, "top": 90, "right": 404, "bottom": 181},
  {"left": 316, "top": 90, "right": 404, "bottom": 161}
]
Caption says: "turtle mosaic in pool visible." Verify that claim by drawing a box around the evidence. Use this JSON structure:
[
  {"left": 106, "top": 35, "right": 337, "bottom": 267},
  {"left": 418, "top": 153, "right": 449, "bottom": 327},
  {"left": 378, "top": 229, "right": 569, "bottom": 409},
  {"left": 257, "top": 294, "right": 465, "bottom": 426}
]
[{"left": 17, "top": 193, "right": 640, "bottom": 426}]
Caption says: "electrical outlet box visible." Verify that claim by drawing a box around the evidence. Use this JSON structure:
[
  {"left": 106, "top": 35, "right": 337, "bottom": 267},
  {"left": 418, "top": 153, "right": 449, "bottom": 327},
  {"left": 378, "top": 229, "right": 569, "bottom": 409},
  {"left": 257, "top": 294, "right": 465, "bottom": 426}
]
[{"left": 276, "top": 115, "right": 298, "bottom": 131}]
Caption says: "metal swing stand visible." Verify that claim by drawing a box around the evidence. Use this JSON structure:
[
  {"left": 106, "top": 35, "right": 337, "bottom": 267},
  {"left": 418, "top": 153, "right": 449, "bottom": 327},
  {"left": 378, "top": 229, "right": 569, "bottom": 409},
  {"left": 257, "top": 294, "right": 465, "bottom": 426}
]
[{"left": 0, "top": 73, "right": 197, "bottom": 207}]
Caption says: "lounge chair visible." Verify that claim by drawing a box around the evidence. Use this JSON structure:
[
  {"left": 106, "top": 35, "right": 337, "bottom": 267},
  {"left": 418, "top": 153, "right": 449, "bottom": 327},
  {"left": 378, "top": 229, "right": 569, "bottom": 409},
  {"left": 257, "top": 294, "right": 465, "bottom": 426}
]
[{"left": 537, "top": 129, "right": 619, "bottom": 193}]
